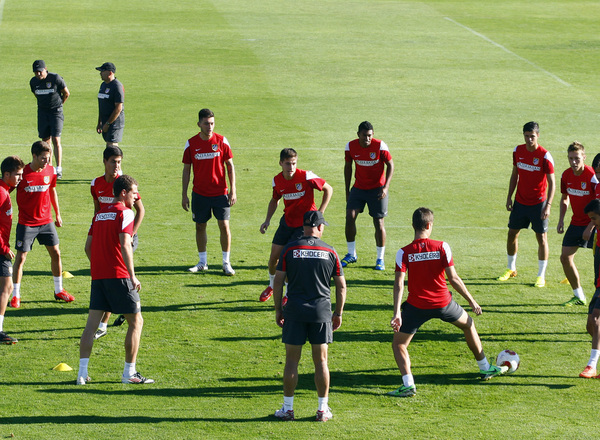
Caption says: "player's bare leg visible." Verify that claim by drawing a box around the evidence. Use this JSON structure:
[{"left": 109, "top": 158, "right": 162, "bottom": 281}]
[
  {"left": 561, "top": 247, "right": 584, "bottom": 302},
  {"left": 452, "top": 311, "right": 484, "bottom": 361},
  {"left": 47, "top": 244, "right": 62, "bottom": 278},
  {"left": 391, "top": 331, "right": 414, "bottom": 376},
  {"left": 268, "top": 244, "right": 285, "bottom": 276},
  {"left": 195, "top": 222, "right": 208, "bottom": 252},
  {"left": 0, "top": 276, "right": 12, "bottom": 316},
  {"left": 124, "top": 312, "right": 144, "bottom": 364},
  {"left": 507, "top": 228, "right": 520, "bottom": 257},
  {"left": 217, "top": 219, "right": 231, "bottom": 253},
  {"left": 373, "top": 217, "right": 385, "bottom": 247},
  {"left": 312, "top": 343, "right": 329, "bottom": 398},
  {"left": 12, "top": 251, "right": 27, "bottom": 286},
  {"left": 344, "top": 209, "right": 358, "bottom": 243},
  {"left": 79, "top": 309, "right": 105, "bottom": 358},
  {"left": 283, "top": 344, "right": 303, "bottom": 396},
  {"left": 536, "top": 232, "right": 549, "bottom": 261}
]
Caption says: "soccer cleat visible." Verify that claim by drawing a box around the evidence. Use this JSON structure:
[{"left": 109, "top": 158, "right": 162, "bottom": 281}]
[
  {"left": 54, "top": 289, "right": 75, "bottom": 302},
  {"left": 188, "top": 262, "right": 208, "bottom": 273},
  {"left": 76, "top": 376, "right": 91, "bottom": 385},
  {"left": 579, "top": 365, "right": 597, "bottom": 378},
  {"left": 0, "top": 331, "right": 17, "bottom": 344},
  {"left": 282, "top": 295, "right": 288, "bottom": 307},
  {"left": 113, "top": 314, "right": 126, "bottom": 326},
  {"left": 375, "top": 259, "right": 385, "bottom": 271},
  {"left": 562, "top": 296, "right": 585, "bottom": 307},
  {"left": 122, "top": 372, "right": 155, "bottom": 384},
  {"left": 222, "top": 262, "right": 235, "bottom": 276},
  {"left": 341, "top": 253, "right": 357, "bottom": 268},
  {"left": 94, "top": 328, "right": 107, "bottom": 340},
  {"left": 315, "top": 407, "right": 333, "bottom": 422},
  {"left": 387, "top": 385, "right": 416, "bottom": 397},
  {"left": 480, "top": 364, "right": 504, "bottom": 380},
  {"left": 497, "top": 269, "right": 517, "bottom": 281},
  {"left": 260, "top": 286, "right": 273, "bottom": 302},
  {"left": 9, "top": 296, "right": 20, "bottom": 308},
  {"left": 56, "top": 166, "right": 63, "bottom": 180},
  {"left": 534, "top": 277, "right": 545, "bottom": 288},
  {"left": 274, "top": 406, "right": 295, "bottom": 421}
]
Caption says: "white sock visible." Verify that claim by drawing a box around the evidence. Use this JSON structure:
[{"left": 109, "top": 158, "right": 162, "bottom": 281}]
[
  {"left": 198, "top": 251, "right": 207, "bottom": 264},
  {"left": 283, "top": 395, "right": 294, "bottom": 411},
  {"left": 507, "top": 254, "right": 517, "bottom": 271},
  {"left": 0, "top": 315, "right": 4, "bottom": 332},
  {"left": 124, "top": 362, "right": 136, "bottom": 378},
  {"left": 317, "top": 396, "right": 328, "bottom": 411},
  {"left": 269, "top": 273, "right": 275, "bottom": 289},
  {"left": 222, "top": 251, "right": 230, "bottom": 264},
  {"left": 477, "top": 357, "right": 491, "bottom": 371},
  {"left": 538, "top": 260, "right": 548, "bottom": 278},
  {"left": 12, "top": 283, "right": 20, "bottom": 299},
  {"left": 78, "top": 358, "right": 89, "bottom": 378},
  {"left": 573, "top": 287, "right": 586, "bottom": 301},
  {"left": 376, "top": 246, "right": 385, "bottom": 260},
  {"left": 54, "top": 276, "right": 63, "bottom": 294},
  {"left": 402, "top": 374, "right": 414, "bottom": 388},
  {"left": 284, "top": 282, "right": 288, "bottom": 296},
  {"left": 347, "top": 241, "right": 356, "bottom": 257},
  {"left": 98, "top": 322, "right": 107, "bottom": 331},
  {"left": 588, "top": 349, "right": 600, "bottom": 369}
]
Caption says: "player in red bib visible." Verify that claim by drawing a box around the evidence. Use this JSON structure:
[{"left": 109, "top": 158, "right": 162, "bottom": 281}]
[
  {"left": 499, "top": 121, "right": 555, "bottom": 287},
  {"left": 557, "top": 142, "right": 597, "bottom": 307},
  {"left": 182, "top": 108, "right": 237, "bottom": 276},
  {"left": 258, "top": 148, "right": 332, "bottom": 302},
  {"left": 10, "top": 141, "right": 73, "bottom": 308},
  {"left": 342, "top": 121, "right": 394, "bottom": 270},
  {"left": 387, "top": 207, "right": 504, "bottom": 398},
  {"left": 0, "top": 156, "right": 24, "bottom": 344}
]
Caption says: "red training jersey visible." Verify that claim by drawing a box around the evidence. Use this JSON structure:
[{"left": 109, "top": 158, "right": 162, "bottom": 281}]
[
  {"left": 513, "top": 144, "right": 554, "bottom": 206},
  {"left": 561, "top": 165, "right": 598, "bottom": 226},
  {"left": 16, "top": 163, "right": 57, "bottom": 226},
  {"left": 91, "top": 174, "right": 142, "bottom": 210},
  {"left": 88, "top": 203, "right": 135, "bottom": 280},
  {"left": 345, "top": 138, "right": 392, "bottom": 190},
  {"left": 0, "top": 180, "right": 14, "bottom": 255},
  {"left": 272, "top": 169, "right": 326, "bottom": 228},
  {"left": 395, "top": 238, "right": 454, "bottom": 309},
  {"left": 182, "top": 133, "right": 233, "bottom": 197}
]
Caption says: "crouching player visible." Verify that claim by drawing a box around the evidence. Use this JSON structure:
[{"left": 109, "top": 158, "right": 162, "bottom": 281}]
[{"left": 387, "top": 207, "right": 504, "bottom": 397}]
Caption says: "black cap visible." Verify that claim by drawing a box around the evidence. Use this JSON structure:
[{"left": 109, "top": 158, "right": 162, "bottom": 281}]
[
  {"left": 33, "top": 60, "right": 46, "bottom": 72},
  {"left": 303, "top": 210, "right": 328, "bottom": 227},
  {"left": 95, "top": 62, "right": 116, "bottom": 72}
]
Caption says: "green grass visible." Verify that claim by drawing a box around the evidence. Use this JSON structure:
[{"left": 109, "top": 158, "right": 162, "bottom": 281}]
[{"left": 0, "top": 0, "right": 599, "bottom": 438}]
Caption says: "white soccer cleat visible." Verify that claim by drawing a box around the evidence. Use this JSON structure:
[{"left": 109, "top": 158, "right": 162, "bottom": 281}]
[
  {"left": 222, "top": 262, "right": 235, "bottom": 276},
  {"left": 188, "top": 262, "right": 208, "bottom": 273},
  {"left": 76, "top": 376, "right": 90, "bottom": 385}
]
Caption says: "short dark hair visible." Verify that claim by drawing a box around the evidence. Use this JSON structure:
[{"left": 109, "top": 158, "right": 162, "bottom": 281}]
[
  {"left": 198, "top": 108, "right": 214, "bottom": 121},
  {"left": 592, "top": 153, "right": 600, "bottom": 170},
  {"left": 585, "top": 199, "right": 600, "bottom": 216},
  {"left": 103, "top": 145, "right": 123, "bottom": 161},
  {"left": 523, "top": 121, "right": 539, "bottom": 133},
  {"left": 567, "top": 141, "right": 585, "bottom": 154},
  {"left": 113, "top": 174, "right": 137, "bottom": 197},
  {"left": 358, "top": 121, "right": 374, "bottom": 133},
  {"left": 412, "top": 207, "right": 434, "bottom": 231},
  {"left": 31, "top": 140, "right": 51, "bottom": 156},
  {"left": 280, "top": 148, "right": 297, "bottom": 162},
  {"left": 1, "top": 156, "right": 25, "bottom": 175}
]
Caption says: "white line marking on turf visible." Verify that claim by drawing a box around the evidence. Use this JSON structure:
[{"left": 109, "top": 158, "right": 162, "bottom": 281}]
[{"left": 445, "top": 17, "right": 571, "bottom": 87}]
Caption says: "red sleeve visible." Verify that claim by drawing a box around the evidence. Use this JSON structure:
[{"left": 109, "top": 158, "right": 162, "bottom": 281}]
[
  {"left": 560, "top": 172, "right": 567, "bottom": 195},
  {"left": 344, "top": 150, "right": 352, "bottom": 162},
  {"left": 381, "top": 149, "right": 392, "bottom": 163},
  {"left": 182, "top": 144, "right": 192, "bottom": 164}
]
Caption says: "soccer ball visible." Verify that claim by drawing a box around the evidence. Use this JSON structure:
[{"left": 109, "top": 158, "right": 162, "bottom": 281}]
[{"left": 496, "top": 349, "right": 520, "bottom": 374}]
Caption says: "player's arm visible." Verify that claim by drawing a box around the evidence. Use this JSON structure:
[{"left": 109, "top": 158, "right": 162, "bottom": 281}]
[
  {"left": 542, "top": 172, "right": 555, "bottom": 220},
  {"left": 344, "top": 160, "right": 353, "bottom": 202},
  {"left": 557, "top": 193, "right": 569, "bottom": 234},
  {"left": 583, "top": 221, "right": 595, "bottom": 241},
  {"left": 61, "top": 86, "right": 70, "bottom": 104},
  {"left": 84, "top": 235, "right": 93, "bottom": 261},
  {"left": 49, "top": 187, "right": 62, "bottom": 227},
  {"left": 445, "top": 265, "right": 482, "bottom": 315},
  {"left": 181, "top": 163, "right": 192, "bottom": 211},
  {"left": 132, "top": 198, "right": 145, "bottom": 235},
  {"left": 332, "top": 275, "right": 346, "bottom": 331},
  {"left": 225, "top": 158, "right": 236, "bottom": 206},
  {"left": 273, "top": 269, "right": 286, "bottom": 328},
  {"left": 390, "top": 270, "right": 405, "bottom": 332},
  {"left": 102, "top": 102, "right": 123, "bottom": 133},
  {"left": 93, "top": 199, "right": 101, "bottom": 214},
  {"left": 318, "top": 182, "right": 333, "bottom": 213},
  {"left": 260, "top": 197, "right": 279, "bottom": 234},
  {"left": 379, "top": 158, "right": 394, "bottom": 200},
  {"left": 506, "top": 165, "right": 519, "bottom": 211},
  {"left": 120, "top": 232, "right": 140, "bottom": 291}
]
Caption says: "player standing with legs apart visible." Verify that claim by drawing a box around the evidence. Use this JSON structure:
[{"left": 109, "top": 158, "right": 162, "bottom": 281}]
[
  {"left": 0, "top": 156, "right": 24, "bottom": 344},
  {"left": 10, "top": 141, "right": 73, "bottom": 308},
  {"left": 342, "top": 121, "right": 394, "bottom": 270},
  {"left": 388, "top": 208, "right": 504, "bottom": 398},
  {"left": 182, "top": 108, "right": 237, "bottom": 275},
  {"left": 90, "top": 146, "right": 145, "bottom": 339},
  {"left": 259, "top": 148, "right": 333, "bottom": 302},
  {"left": 96, "top": 62, "right": 124, "bottom": 148},
  {"left": 273, "top": 211, "right": 346, "bottom": 421},
  {"left": 499, "top": 121, "right": 555, "bottom": 287},
  {"left": 30, "top": 60, "right": 69, "bottom": 179},
  {"left": 556, "top": 142, "right": 597, "bottom": 306},
  {"left": 78, "top": 175, "right": 153, "bottom": 385}
]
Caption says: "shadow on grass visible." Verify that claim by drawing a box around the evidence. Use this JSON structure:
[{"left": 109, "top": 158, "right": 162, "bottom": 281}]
[{"left": 0, "top": 414, "right": 271, "bottom": 424}]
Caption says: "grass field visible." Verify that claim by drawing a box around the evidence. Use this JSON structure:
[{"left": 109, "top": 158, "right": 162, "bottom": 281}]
[{"left": 1, "top": 0, "right": 600, "bottom": 438}]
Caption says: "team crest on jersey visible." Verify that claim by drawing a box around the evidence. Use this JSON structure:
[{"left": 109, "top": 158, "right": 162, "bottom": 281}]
[
  {"left": 46, "top": 82, "right": 52, "bottom": 88},
  {"left": 44, "top": 176, "right": 50, "bottom": 184},
  {"left": 533, "top": 158, "right": 539, "bottom": 165},
  {"left": 296, "top": 183, "right": 303, "bottom": 191},
  {"left": 105, "top": 88, "right": 110, "bottom": 93},
  {"left": 308, "top": 239, "right": 314, "bottom": 245},
  {"left": 212, "top": 144, "right": 219, "bottom": 151},
  {"left": 582, "top": 182, "right": 587, "bottom": 190},
  {"left": 370, "top": 152, "right": 376, "bottom": 159}
]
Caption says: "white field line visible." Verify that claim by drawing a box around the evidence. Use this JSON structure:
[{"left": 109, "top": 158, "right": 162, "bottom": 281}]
[{"left": 445, "top": 17, "right": 571, "bottom": 87}]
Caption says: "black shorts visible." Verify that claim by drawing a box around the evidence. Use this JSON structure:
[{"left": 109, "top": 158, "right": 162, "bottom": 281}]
[
  {"left": 102, "top": 125, "right": 124, "bottom": 143},
  {"left": 272, "top": 216, "right": 303, "bottom": 246},
  {"left": 191, "top": 192, "right": 230, "bottom": 223},
  {"left": 90, "top": 278, "right": 141, "bottom": 314},
  {"left": 282, "top": 319, "right": 333, "bottom": 345},
  {"left": 562, "top": 224, "right": 594, "bottom": 248},
  {"left": 346, "top": 186, "right": 388, "bottom": 218},
  {"left": 37, "top": 108, "right": 63, "bottom": 138},
  {"left": 15, "top": 223, "right": 59, "bottom": 252},
  {"left": 0, "top": 256, "right": 12, "bottom": 277},
  {"left": 589, "top": 287, "right": 600, "bottom": 314},
  {"left": 399, "top": 299, "right": 465, "bottom": 334},
  {"left": 508, "top": 201, "right": 548, "bottom": 234}
]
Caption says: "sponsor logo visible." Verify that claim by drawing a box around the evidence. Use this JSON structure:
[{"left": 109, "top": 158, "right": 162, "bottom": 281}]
[
  {"left": 293, "top": 249, "right": 329, "bottom": 260},
  {"left": 97, "top": 190, "right": 104, "bottom": 194},
  {"left": 95, "top": 212, "right": 117, "bottom": 221},
  {"left": 24, "top": 184, "right": 50, "bottom": 193},
  {"left": 355, "top": 159, "right": 379, "bottom": 167},
  {"left": 516, "top": 162, "right": 541, "bottom": 172},
  {"left": 35, "top": 89, "right": 55, "bottom": 95},
  {"left": 295, "top": 183, "right": 303, "bottom": 191},
  {"left": 194, "top": 152, "right": 221, "bottom": 160},
  {"left": 212, "top": 144, "right": 219, "bottom": 151},
  {"left": 98, "top": 196, "right": 116, "bottom": 204},
  {"left": 283, "top": 191, "right": 305, "bottom": 200},
  {"left": 408, "top": 251, "right": 440, "bottom": 262},
  {"left": 566, "top": 188, "right": 590, "bottom": 197}
]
